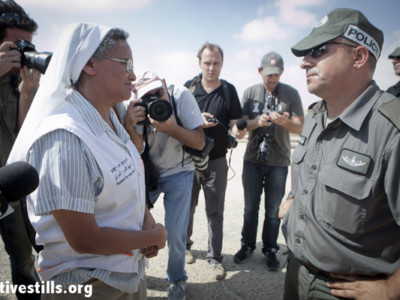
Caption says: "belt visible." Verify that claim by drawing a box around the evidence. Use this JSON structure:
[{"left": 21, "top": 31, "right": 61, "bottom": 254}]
[{"left": 301, "top": 261, "right": 332, "bottom": 279}]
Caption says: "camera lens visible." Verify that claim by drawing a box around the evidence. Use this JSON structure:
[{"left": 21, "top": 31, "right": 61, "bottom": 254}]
[
  {"left": 148, "top": 100, "right": 172, "bottom": 122},
  {"left": 23, "top": 51, "right": 52, "bottom": 74}
]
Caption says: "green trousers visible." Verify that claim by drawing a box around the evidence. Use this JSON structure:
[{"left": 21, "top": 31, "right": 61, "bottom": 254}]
[{"left": 283, "top": 254, "right": 345, "bottom": 300}]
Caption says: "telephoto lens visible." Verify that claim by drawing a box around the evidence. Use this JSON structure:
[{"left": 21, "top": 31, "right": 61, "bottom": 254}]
[
  {"left": 192, "top": 154, "right": 211, "bottom": 178},
  {"left": 15, "top": 39, "right": 52, "bottom": 74}
]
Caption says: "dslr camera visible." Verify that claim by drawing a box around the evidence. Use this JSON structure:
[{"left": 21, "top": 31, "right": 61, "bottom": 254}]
[
  {"left": 257, "top": 133, "right": 274, "bottom": 162},
  {"left": 264, "top": 103, "right": 284, "bottom": 117},
  {"left": 135, "top": 94, "right": 172, "bottom": 125},
  {"left": 14, "top": 39, "right": 52, "bottom": 74}
]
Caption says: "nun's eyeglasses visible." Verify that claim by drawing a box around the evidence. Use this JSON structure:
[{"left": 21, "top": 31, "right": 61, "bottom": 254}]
[{"left": 94, "top": 56, "right": 134, "bottom": 73}]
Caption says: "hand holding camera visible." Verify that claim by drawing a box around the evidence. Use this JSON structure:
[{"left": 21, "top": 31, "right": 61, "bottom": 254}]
[
  {"left": 124, "top": 99, "right": 147, "bottom": 129},
  {"left": 202, "top": 113, "right": 218, "bottom": 128},
  {"left": 0, "top": 41, "right": 21, "bottom": 76},
  {"left": 268, "top": 111, "right": 290, "bottom": 126},
  {"left": 19, "top": 66, "right": 41, "bottom": 94}
]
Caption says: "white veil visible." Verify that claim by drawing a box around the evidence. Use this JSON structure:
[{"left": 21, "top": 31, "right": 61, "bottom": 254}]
[{"left": 8, "top": 22, "right": 111, "bottom": 163}]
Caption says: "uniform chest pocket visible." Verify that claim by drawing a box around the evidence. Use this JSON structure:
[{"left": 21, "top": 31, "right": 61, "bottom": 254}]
[
  {"left": 317, "top": 166, "right": 373, "bottom": 237},
  {"left": 292, "top": 145, "right": 307, "bottom": 165},
  {"left": 291, "top": 146, "right": 307, "bottom": 183}
]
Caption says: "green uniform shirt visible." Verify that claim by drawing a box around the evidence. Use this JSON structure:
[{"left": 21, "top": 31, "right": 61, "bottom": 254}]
[
  {"left": 283, "top": 82, "right": 400, "bottom": 275},
  {"left": 0, "top": 74, "right": 19, "bottom": 166}
]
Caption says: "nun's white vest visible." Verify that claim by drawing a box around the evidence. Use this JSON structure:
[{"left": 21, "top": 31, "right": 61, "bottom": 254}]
[{"left": 28, "top": 102, "right": 146, "bottom": 280}]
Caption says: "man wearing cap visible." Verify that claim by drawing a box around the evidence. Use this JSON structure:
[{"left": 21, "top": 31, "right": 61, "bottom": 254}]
[
  {"left": 280, "top": 8, "right": 400, "bottom": 299},
  {"left": 387, "top": 45, "right": 400, "bottom": 97},
  {"left": 233, "top": 51, "right": 304, "bottom": 272}
]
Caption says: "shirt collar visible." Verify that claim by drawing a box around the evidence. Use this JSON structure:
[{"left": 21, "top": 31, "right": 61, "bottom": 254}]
[
  {"left": 311, "top": 81, "right": 381, "bottom": 131},
  {"left": 338, "top": 81, "right": 381, "bottom": 131},
  {"left": 67, "top": 90, "right": 130, "bottom": 144}
]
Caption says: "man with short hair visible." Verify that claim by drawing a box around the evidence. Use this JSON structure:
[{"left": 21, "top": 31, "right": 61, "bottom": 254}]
[
  {"left": 280, "top": 8, "right": 400, "bottom": 300},
  {"left": 387, "top": 45, "right": 400, "bottom": 97},
  {"left": 233, "top": 51, "right": 303, "bottom": 272},
  {"left": 0, "top": 1, "right": 40, "bottom": 298},
  {"left": 184, "top": 42, "right": 242, "bottom": 280}
]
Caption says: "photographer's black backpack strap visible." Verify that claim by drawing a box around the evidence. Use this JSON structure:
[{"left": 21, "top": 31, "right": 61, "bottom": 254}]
[
  {"left": 188, "top": 76, "right": 231, "bottom": 112},
  {"left": 169, "top": 84, "right": 183, "bottom": 127},
  {"left": 220, "top": 79, "right": 231, "bottom": 111},
  {"left": 188, "top": 76, "right": 198, "bottom": 94}
]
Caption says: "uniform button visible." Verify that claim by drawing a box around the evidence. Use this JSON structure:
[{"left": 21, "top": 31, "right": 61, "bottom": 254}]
[
  {"left": 303, "top": 189, "right": 308, "bottom": 195},
  {"left": 296, "top": 238, "right": 301, "bottom": 244},
  {"left": 311, "top": 165, "right": 316, "bottom": 170},
  {"left": 300, "top": 214, "right": 305, "bottom": 220}
]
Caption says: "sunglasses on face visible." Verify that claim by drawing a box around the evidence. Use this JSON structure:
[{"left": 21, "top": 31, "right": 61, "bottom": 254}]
[{"left": 307, "top": 41, "right": 357, "bottom": 58}]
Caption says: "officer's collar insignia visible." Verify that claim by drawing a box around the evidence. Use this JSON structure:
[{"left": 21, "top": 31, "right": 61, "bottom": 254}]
[{"left": 337, "top": 149, "right": 372, "bottom": 175}]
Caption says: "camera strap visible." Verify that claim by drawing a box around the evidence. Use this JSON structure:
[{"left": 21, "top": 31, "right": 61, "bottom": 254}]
[
  {"left": 169, "top": 85, "right": 183, "bottom": 127},
  {"left": 168, "top": 85, "right": 187, "bottom": 167}
]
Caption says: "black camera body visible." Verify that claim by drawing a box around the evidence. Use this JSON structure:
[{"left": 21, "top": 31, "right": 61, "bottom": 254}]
[
  {"left": 134, "top": 95, "right": 172, "bottom": 125},
  {"left": 265, "top": 102, "right": 284, "bottom": 115},
  {"left": 206, "top": 117, "right": 218, "bottom": 123},
  {"left": 257, "top": 133, "right": 274, "bottom": 162},
  {"left": 14, "top": 39, "right": 52, "bottom": 74},
  {"left": 226, "top": 135, "right": 238, "bottom": 149}
]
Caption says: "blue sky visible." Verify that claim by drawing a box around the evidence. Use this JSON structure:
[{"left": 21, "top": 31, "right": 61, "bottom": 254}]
[{"left": 19, "top": 0, "right": 400, "bottom": 107}]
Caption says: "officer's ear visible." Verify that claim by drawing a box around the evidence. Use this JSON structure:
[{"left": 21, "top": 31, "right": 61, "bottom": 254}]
[{"left": 352, "top": 46, "right": 369, "bottom": 70}]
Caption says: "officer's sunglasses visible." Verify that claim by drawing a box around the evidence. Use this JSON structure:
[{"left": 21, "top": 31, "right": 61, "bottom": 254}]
[{"left": 307, "top": 41, "right": 357, "bottom": 58}]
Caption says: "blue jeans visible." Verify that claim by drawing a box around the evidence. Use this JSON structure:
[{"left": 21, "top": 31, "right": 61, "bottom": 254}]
[
  {"left": 150, "top": 170, "right": 194, "bottom": 283},
  {"left": 0, "top": 201, "right": 40, "bottom": 300},
  {"left": 241, "top": 161, "right": 288, "bottom": 253}
]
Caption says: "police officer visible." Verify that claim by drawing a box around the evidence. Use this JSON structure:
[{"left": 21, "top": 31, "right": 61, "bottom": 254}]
[
  {"left": 280, "top": 8, "right": 400, "bottom": 300},
  {"left": 387, "top": 45, "right": 400, "bottom": 97}
]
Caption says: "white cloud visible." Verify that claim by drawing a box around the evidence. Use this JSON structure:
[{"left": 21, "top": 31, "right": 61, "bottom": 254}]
[
  {"left": 135, "top": 51, "right": 199, "bottom": 86},
  {"left": 18, "top": 0, "right": 151, "bottom": 12},
  {"left": 276, "top": 0, "right": 326, "bottom": 27},
  {"left": 235, "top": 17, "right": 292, "bottom": 42},
  {"left": 279, "top": 7, "right": 318, "bottom": 27},
  {"left": 233, "top": 45, "right": 273, "bottom": 66}
]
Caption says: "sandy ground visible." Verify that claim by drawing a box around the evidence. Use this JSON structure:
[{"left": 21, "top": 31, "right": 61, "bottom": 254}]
[{"left": 0, "top": 140, "right": 291, "bottom": 300}]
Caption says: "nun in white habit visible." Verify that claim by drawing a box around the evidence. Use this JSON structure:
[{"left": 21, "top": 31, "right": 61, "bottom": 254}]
[{"left": 8, "top": 22, "right": 166, "bottom": 300}]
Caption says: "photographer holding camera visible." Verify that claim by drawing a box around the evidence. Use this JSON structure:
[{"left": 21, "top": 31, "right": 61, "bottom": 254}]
[
  {"left": 184, "top": 42, "right": 243, "bottom": 280},
  {"left": 0, "top": 1, "right": 40, "bottom": 298},
  {"left": 119, "top": 71, "right": 205, "bottom": 300},
  {"left": 233, "top": 52, "right": 304, "bottom": 272}
]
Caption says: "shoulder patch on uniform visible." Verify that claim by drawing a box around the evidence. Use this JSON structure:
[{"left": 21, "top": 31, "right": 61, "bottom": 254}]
[{"left": 378, "top": 97, "right": 400, "bottom": 130}]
